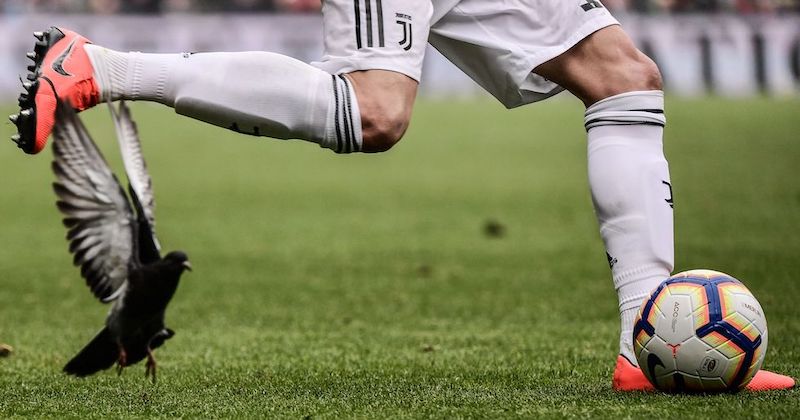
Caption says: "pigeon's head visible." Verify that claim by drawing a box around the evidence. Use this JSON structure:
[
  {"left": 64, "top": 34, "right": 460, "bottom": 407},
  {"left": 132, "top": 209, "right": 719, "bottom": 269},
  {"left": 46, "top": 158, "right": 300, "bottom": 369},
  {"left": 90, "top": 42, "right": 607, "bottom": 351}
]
[{"left": 163, "top": 251, "right": 192, "bottom": 275}]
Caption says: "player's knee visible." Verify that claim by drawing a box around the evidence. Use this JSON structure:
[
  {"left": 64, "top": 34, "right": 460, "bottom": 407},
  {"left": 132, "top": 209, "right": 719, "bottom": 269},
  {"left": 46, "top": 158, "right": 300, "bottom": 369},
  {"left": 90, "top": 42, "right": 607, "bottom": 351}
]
[
  {"left": 626, "top": 53, "right": 663, "bottom": 92},
  {"left": 594, "top": 47, "right": 663, "bottom": 100},
  {"left": 593, "top": 27, "right": 664, "bottom": 94},
  {"left": 345, "top": 70, "right": 417, "bottom": 153},
  {"left": 360, "top": 103, "right": 411, "bottom": 153},
  {"left": 536, "top": 26, "right": 664, "bottom": 105}
]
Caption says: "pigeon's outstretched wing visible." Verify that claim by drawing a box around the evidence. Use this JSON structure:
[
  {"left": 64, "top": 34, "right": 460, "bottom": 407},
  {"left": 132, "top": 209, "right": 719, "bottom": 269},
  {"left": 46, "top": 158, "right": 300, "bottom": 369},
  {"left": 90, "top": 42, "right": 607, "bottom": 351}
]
[
  {"left": 51, "top": 102, "right": 136, "bottom": 302},
  {"left": 109, "top": 101, "right": 161, "bottom": 264}
]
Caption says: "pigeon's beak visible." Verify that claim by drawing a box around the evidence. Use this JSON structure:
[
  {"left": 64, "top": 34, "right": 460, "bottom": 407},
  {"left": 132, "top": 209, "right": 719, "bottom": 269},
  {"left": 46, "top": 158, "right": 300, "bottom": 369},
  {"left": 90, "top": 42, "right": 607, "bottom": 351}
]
[{"left": 182, "top": 260, "right": 193, "bottom": 272}]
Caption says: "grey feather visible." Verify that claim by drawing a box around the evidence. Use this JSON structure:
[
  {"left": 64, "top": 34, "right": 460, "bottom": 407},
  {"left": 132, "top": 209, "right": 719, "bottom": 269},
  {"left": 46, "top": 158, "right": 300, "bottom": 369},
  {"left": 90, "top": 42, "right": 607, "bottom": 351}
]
[
  {"left": 110, "top": 101, "right": 161, "bottom": 255},
  {"left": 52, "top": 103, "right": 135, "bottom": 302}
]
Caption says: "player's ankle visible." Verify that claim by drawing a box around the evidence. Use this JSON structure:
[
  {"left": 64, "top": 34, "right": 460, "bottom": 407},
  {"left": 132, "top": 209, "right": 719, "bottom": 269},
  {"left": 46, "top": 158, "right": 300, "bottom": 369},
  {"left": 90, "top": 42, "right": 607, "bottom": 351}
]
[{"left": 85, "top": 44, "right": 136, "bottom": 102}]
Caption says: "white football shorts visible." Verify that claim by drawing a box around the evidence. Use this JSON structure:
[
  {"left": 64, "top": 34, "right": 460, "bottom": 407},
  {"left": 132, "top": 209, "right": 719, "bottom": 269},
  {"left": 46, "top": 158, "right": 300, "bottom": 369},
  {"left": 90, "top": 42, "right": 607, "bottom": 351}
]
[{"left": 311, "top": 0, "right": 619, "bottom": 108}]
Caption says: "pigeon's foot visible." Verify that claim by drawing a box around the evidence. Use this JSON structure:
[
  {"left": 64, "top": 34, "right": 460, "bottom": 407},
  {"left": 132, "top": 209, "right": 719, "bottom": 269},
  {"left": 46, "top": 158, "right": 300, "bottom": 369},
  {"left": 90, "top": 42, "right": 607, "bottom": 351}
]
[
  {"left": 116, "top": 345, "right": 128, "bottom": 376},
  {"left": 145, "top": 348, "right": 157, "bottom": 384}
]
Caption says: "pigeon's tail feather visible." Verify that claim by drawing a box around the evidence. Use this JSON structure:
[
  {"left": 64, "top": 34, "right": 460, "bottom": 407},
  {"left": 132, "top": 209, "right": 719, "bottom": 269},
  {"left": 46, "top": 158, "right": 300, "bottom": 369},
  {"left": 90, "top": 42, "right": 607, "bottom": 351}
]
[{"left": 63, "top": 327, "right": 119, "bottom": 377}]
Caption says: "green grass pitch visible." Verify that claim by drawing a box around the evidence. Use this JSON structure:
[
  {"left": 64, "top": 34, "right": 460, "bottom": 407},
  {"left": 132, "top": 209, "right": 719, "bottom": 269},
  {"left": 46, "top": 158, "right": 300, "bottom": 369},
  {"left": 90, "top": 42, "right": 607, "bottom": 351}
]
[{"left": 0, "top": 97, "right": 798, "bottom": 418}]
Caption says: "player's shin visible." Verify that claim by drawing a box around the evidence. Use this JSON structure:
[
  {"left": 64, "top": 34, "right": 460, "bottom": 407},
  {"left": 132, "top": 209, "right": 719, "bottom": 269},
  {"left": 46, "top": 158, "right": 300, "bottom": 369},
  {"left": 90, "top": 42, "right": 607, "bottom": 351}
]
[
  {"left": 585, "top": 91, "right": 674, "bottom": 366},
  {"left": 84, "top": 46, "right": 362, "bottom": 153}
]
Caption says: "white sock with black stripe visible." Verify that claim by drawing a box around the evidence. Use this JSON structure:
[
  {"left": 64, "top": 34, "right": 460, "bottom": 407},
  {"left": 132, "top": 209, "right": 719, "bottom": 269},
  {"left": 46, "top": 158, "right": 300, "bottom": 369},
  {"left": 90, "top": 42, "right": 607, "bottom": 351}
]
[
  {"left": 84, "top": 45, "right": 362, "bottom": 153},
  {"left": 330, "top": 75, "right": 363, "bottom": 153},
  {"left": 585, "top": 90, "right": 674, "bottom": 366}
]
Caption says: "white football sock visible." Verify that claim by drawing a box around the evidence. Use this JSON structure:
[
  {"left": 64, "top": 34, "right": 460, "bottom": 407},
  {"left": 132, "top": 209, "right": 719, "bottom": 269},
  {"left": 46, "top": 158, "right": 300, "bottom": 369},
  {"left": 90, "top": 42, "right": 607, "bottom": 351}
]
[
  {"left": 585, "top": 91, "right": 674, "bottom": 366},
  {"left": 84, "top": 45, "right": 362, "bottom": 153}
]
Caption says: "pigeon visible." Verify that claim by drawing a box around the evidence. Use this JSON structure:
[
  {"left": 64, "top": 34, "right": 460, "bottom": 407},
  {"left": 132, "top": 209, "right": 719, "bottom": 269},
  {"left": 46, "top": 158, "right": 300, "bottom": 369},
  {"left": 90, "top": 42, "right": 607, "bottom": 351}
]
[{"left": 51, "top": 100, "right": 191, "bottom": 382}]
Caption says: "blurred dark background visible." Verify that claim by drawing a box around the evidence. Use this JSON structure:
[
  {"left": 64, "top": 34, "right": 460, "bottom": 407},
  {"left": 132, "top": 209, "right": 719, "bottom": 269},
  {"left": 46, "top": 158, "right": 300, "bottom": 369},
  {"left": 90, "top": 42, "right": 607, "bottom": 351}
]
[
  {"left": 0, "top": 0, "right": 321, "bottom": 14},
  {"left": 0, "top": 0, "right": 798, "bottom": 14}
]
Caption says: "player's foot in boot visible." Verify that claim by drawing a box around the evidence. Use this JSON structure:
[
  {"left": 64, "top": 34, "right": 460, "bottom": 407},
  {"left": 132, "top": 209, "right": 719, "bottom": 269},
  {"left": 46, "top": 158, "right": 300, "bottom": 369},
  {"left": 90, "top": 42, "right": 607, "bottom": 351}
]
[
  {"left": 9, "top": 27, "right": 100, "bottom": 154},
  {"left": 612, "top": 355, "right": 795, "bottom": 392},
  {"left": 612, "top": 355, "right": 654, "bottom": 391},
  {"left": 746, "top": 369, "right": 796, "bottom": 391}
]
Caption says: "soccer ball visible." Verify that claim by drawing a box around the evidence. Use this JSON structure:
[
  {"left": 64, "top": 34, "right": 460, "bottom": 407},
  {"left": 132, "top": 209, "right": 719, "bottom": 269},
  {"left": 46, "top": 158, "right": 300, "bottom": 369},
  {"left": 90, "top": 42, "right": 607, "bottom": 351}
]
[{"left": 633, "top": 269, "right": 768, "bottom": 392}]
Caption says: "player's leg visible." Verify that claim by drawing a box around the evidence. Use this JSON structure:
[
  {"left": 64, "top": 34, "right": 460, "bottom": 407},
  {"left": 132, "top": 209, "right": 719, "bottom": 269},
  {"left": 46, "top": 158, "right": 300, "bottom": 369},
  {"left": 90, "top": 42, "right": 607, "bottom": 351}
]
[
  {"left": 534, "top": 25, "right": 794, "bottom": 392},
  {"left": 10, "top": 27, "right": 410, "bottom": 155},
  {"left": 10, "top": 0, "right": 431, "bottom": 155},
  {"left": 429, "top": 2, "right": 672, "bottom": 389},
  {"left": 534, "top": 25, "right": 671, "bottom": 391},
  {"left": 84, "top": 48, "right": 417, "bottom": 153}
]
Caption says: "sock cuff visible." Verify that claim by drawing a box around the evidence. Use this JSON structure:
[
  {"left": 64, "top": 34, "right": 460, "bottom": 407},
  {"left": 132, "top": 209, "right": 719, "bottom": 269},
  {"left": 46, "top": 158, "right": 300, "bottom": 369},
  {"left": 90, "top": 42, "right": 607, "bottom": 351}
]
[
  {"left": 584, "top": 90, "right": 665, "bottom": 131},
  {"left": 326, "top": 75, "right": 363, "bottom": 154},
  {"left": 614, "top": 263, "right": 671, "bottom": 310},
  {"left": 613, "top": 263, "right": 669, "bottom": 290}
]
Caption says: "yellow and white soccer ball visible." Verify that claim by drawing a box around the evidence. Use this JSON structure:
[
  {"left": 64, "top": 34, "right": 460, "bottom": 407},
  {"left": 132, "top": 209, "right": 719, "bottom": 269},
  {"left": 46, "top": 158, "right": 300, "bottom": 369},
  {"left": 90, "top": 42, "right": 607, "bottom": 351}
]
[{"left": 633, "top": 269, "right": 768, "bottom": 392}]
